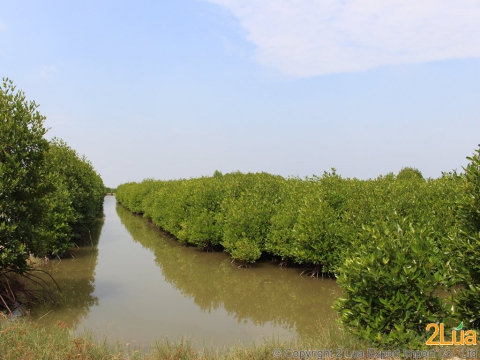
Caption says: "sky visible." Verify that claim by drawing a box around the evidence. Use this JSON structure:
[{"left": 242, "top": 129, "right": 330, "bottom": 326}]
[{"left": 1, "top": 0, "right": 479, "bottom": 187}]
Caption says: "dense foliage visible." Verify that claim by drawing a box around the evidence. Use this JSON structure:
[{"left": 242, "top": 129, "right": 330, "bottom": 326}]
[
  {"left": 0, "top": 79, "right": 52, "bottom": 274},
  {"left": 396, "top": 166, "right": 424, "bottom": 181},
  {"left": 451, "top": 146, "right": 480, "bottom": 328},
  {"left": 334, "top": 221, "right": 449, "bottom": 346},
  {"left": 117, "top": 170, "right": 460, "bottom": 270},
  {"left": 117, "top": 148, "right": 480, "bottom": 344},
  {"left": 43, "top": 139, "right": 106, "bottom": 253},
  {"left": 0, "top": 79, "right": 105, "bottom": 278}
]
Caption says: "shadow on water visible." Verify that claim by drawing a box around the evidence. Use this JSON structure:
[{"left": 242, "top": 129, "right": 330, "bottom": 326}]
[{"left": 115, "top": 204, "right": 341, "bottom": 340}]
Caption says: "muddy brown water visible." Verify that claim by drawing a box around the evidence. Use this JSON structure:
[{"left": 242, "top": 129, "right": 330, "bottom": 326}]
[{"left": 31, "top": 196, "right": 341, "bottom": 348}]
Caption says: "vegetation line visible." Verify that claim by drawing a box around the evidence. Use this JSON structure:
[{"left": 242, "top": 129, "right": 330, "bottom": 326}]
[
  {"left": 1, "top": 79, "right": 106, "bottom": 313},
  {"left": 116, "top": 149, "right": 480, "bottom": 346}
]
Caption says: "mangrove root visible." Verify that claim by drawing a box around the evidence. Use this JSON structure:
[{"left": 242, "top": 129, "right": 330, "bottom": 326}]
[
  {"left": 300, "top": 265, "right": 324, "bottom": 279},
  {"left": 0, "top": 269, "right": 61, "bottom": 315}
]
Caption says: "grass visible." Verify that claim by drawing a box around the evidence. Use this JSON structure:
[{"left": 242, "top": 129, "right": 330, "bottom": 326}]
[
  {"left": 0, "top": 314, "right": 367, "bottom": 360},
  {"left": 1, "top": 314, "right": 478, "bottom": 359}
]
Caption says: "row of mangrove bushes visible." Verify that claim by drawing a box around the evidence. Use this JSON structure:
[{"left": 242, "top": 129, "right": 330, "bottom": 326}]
[
  {"left": 116, "top": 149, "right": 480, "bottom": 347},
  {"left": 116, "top": 169, "right": 459, "bottom": 270},
  {"left": 0, "top": 79, "right": 105, "bottom": 310}
]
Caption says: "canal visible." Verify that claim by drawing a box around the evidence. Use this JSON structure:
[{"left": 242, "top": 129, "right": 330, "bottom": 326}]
[{"left": 32, "top": 196, "right": 341, "bottom": 349}]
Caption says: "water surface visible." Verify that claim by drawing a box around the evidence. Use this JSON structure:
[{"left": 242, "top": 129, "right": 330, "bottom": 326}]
[{"left": 32, "top": 196, "right": 341, "bottom": 348}]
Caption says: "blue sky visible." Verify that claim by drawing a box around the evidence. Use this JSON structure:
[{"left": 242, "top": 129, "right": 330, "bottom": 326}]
[{"left": 1, "top": 0, "right": 479, "bottom": 187}]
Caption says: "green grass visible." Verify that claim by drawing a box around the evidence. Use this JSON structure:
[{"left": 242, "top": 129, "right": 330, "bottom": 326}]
[
  {"left": 0, "top": 314, "right": 367, "bottom": 360},
  {"left": 1, "top": 315, "right": 478, "bottom": 359}
]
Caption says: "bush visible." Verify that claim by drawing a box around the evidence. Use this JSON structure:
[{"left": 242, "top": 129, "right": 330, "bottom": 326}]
[
  {"left": 334, "top": 220, "right": 448, "bottom": 347},
  {"left": 397, "top": 167, "right": 424, "bottom": 181},
  {"left": 451, "top": 145, "right": 480, "bottom": 328},
  {"left": 0, "top": 79, "right": 105, "bottom": 311},
  {"left": 45, "top": 139, "right": 105, "bottom": 244},
  {"left": 289, "top": 187, "right": 344, "bottom": 274},
  {"left": 180, "top": 177, "right": 225, "bottom": 249},
  {"left": 116, "top": 168, "right": 460, "bottom": 271},
  {"left": 0, "top": 79, "right": 51, "bottom": 274},
  {"left": 266, "top": 177, "right": 308, "bottom": 264},
  {"left": 220, "top": 173, "right": 283, "bottom": 264}
]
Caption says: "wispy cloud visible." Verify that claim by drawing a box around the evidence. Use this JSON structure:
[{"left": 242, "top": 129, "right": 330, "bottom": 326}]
[{"left": 207, "top": 0, "right": 480, "bottom": 77}]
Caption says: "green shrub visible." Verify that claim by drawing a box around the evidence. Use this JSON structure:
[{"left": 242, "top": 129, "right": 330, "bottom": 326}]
[
  {"left": 46, "top": 139, "right": 105, "bottom": 240},
  {"left": 334, "top": 220, "right": 448, "bottom": 347},
  {"left": 289, "top": 187, "right": 345, "bottom": 274},
  {"left": 0, "top": 79, "right": 105, "bottom": 311},
  {"left": 220, "top": 173, "right": 283, "bottom": 264},
  {"left": 266, "top": 177, "right": 309, "bottom": 264},
  {"left": 268, "top": 172, "right": 351, "bottom": 273},
  {"left": 0, "top": 79, "right": 51, "bottom": 273},
  {"left": 180, "top": 177, "right": 225, "bottom": 249},
  {"left": 397, "top": 167, "right": 424, "bottom": 181},
  {"left": 125, "top": 179, "right": 156, "bottom": 215},
  {"left": 40, "top": 173, "right": 76, "bottom": 256},
  {"left": 451, "top": 145, "right": 480, "bottom": 328},
  {"left": 117, "top": 168, "right": 460, "bottom": 272},
  {"left": 157, "top": 179, "right": 191, "bottom": 239}
]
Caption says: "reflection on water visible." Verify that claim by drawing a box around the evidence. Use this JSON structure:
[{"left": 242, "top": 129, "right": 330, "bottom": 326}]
[
  {"left": 31, "top": 218, "right": 103, "bottom": 328},
  {"left": 117, "top": 205, "right": 341, "bottom": 339},
  {"left": 32, "top": 196, "right": 341, "bottom": 348}
]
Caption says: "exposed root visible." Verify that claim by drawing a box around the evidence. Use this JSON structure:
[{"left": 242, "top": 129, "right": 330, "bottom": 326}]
[
  {"left": 71, "top": 243, "right": 81, "bottom": 253},
  {"left": 199, "top": 242, "right": 220, "bottom": 252},
  {"left": 0, "top": 294, "right": 13, "bottom": 316},
  {"left": 230, "top": 259, "right": 251, "bottom": 268},
  {"left": 0, "top": 269, "right": 61, "bottom": 315},
  {"left": 300, "top": 265, "right": 324, "bottom": 278}
]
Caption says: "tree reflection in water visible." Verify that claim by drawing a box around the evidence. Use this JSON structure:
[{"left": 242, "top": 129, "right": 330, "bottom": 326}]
[
  {"left": 30, "top": 217, "right": 103, "bottom": 328},
  {"left": 116, "top": 204, "right": 341, "bottom": 340}
]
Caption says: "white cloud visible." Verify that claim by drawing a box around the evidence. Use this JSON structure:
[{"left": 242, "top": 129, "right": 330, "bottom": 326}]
[{"left": 207, "top": 0, "right": 480, "bottom": 76}]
